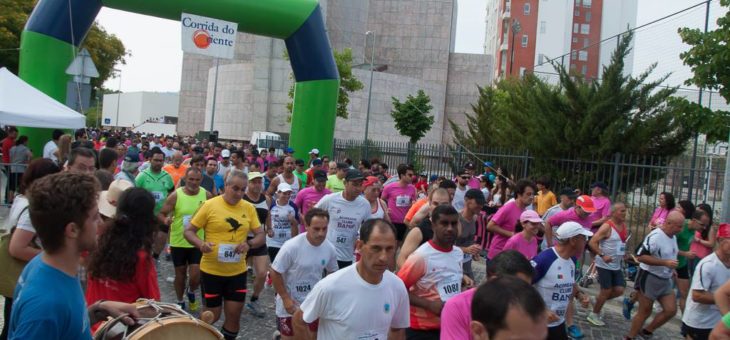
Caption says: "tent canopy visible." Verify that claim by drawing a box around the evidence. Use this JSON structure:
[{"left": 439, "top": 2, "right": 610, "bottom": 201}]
[{"left": 0, "top": 67, "right": 85, "bottom": 129}]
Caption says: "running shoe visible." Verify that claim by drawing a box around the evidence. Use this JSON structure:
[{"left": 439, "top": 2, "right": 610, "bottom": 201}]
[
  {"left": 246, "top": 300, "right": 265, "bottom": 318},
  {"left": 567, "top": 325, "right": 584, "bottom": 339},
  {"left": 272, "top": 330, "right": 281, "bottom": 340},
  {"left": 177, "top": 301, "right": 186, "bottom": 310},
  {"left": 188, "top": 299, "right": 200, "bottom": 312},
  {"left": 622, "top": 296, "right": 635, "bottom": 320},
  {"left": 586, "top": 312, "right": 606, "bottom": 327}
]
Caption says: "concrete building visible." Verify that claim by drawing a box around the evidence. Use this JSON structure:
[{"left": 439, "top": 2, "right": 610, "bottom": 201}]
[
  {"left": 102, "top": 91, "right": 179, "bottom": 130},
  {"left": 177, "top": 0, "right": 493, "bottom": 145},
  {"left": 486, "top": 0, "right": 637, "bottom": 81}
]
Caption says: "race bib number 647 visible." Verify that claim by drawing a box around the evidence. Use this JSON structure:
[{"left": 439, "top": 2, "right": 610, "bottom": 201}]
[{"left": 218, "top": 243, "right": 241, "bottom": 263}]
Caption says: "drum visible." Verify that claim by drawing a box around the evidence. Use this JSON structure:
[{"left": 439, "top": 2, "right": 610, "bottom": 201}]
[{"left": 94, "top": 299, "right": 223, "bottom": 340}]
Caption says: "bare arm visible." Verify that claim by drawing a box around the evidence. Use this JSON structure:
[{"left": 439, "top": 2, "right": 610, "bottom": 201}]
[
  {"left": 715, "top": 281, "right": 730, "bottom": 315},
  {"left": 381, "top": 199, "right": 391, "bottom": 223},
  {"left": 397, "top": 228, "right": 422, "bottom": 268},
  {"left": 388, "top": 328, "right": 406, "bottom": 340},
  {"left": 588, "top": 224, "right": 611, "bottom": 256},
  {"left": 270, "top": 269, "right": 298, "bottom": 315},
  {"left": 637, "top": 254, "right": 677, "bottom": 268},
  {"left": 266, "top": 177, "right": 280, "bottom": 197},
  {"left": 487, "top": 220, "right": 513, "bottom": 238},
  {"left": 408, "top": 292, "right": 442, "bottom": 315},
  {"left": 410, "top": 204, "right": 429, "bottom": 227},
  {"left": 8, "top": 229, "right": 41, "bottom": 262},
  {"left": 290, "top": 212, "right": 299, "bottom": 237},
  {"left": 292, "top": 309, "right": 317, "bottom": 340},
  {"left": 184, "top": 223, "right": 213, "bottom": 253},
  {"left": 692, "top": 289, "right": 716, "bottom": 305},
  {"left": 249, "top": 226, "right": 266, "bottom": 248},
  {"left": 544, "top": 220, "right": 553, "bottom": 245},
  {"left": 157, "top": 192, "right": 177, "bottom": 225}
]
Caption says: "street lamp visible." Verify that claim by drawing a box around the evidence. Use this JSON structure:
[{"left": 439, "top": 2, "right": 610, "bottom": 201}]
[
  {"left": 112, "top": 68, "right": 123, "bottom": 129},
  {"left": 364, "top": 31, "right": 376, "bottom": 146},
  {"left": 509, "top": 18, "right": 521, "bottom": 76}
]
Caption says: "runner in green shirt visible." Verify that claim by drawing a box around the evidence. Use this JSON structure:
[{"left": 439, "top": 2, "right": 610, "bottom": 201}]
[{"left": 136, "top": 147, "right": 175, "bottom": 258}]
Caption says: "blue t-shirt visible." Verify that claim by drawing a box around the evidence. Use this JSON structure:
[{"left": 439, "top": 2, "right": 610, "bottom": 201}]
[
  {"left": 10, "top": 255, "right": 91, "bottom": 340},
  {"left": 212, "top": 173, "right": 224, "bottom": 192}
]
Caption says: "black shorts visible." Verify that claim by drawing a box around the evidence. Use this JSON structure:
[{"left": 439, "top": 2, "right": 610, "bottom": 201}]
[
  {"left": 677, "top": 265, "right": 690, "bottom": 280},
  {"left": 200, "top": 271, "right": 247, "bottom": 308},
  {"left": 393, "top": 223, "right": 407, "bottom": 242},
  {"left": 268, "top": 246, "right": 280, "bottom": 263},
  {"left": 8, "top": 172, "right": 21, "bottom": 191},
  {"left": 682, "top": 323, "right": 711, "bottom": 340},
  {"left": 547, "top": 322, "right": 567, "bottom": 340},
  {"left": 170, "top": 247, "right": 202, "bottom": 267},
  {"left": 246, "top": 236, "right": 268, "bottom": 257}
]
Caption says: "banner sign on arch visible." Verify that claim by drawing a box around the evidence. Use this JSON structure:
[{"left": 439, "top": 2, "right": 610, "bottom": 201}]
[{"left": 181, "top": 13, "right": 237, "bottom": 59}]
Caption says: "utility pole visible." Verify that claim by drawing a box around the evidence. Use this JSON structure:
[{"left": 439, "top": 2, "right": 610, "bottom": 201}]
[
  {"left": 364, "top": 31, "right": 376, "bottom": 158},
  {"left": 687, "top": 0, "right": 711, "bottom": 202},
  {"left": 509, "top": 19, "right": 521, "bottom": 76}
]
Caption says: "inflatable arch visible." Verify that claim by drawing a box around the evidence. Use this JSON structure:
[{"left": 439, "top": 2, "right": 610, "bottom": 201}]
[{"left": 19, "top": 0, "right": 339, "bottom": 158}]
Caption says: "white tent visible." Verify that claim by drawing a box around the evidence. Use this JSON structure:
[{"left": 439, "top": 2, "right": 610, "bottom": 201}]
[{"left": 0, "top": 67, "right": 85, "bottom": 129}]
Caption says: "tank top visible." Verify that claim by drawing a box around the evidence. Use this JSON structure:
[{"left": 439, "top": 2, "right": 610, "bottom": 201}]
[
  {"left": 594, "top": 220, "right": 626, "bottom": 271},
  {"left": 244, "top": 193, "right": 269, "bottom": 238},
  {"left": 276, "top": 173, "right": 300, "bottom": 201},
  {"left": 170, "top": 187, "right": 207, "bottom": 248},
  {"left": 369, "top": 199, "right": 385, "bottom": 220}
]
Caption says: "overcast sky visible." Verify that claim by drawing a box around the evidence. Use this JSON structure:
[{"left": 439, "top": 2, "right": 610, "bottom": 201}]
[{"left": 98, "top": 0, "right": 722, "bottom": 93}]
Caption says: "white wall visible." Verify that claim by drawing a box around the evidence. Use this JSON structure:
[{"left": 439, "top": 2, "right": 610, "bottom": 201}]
[
  {"left": 533, "top": 0, "right": 575, "bottom": 84},
  {"left": 599, "top": 0, "right": 637, "bottom": 78},
  {"left": 102, "top": 92, "right": 179, "bottom": 128}
]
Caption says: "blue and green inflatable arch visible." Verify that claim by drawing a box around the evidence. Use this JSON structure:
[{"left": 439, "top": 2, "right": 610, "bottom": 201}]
[{"left": 19, "top": 0, "right": 339, "bottom": 158}]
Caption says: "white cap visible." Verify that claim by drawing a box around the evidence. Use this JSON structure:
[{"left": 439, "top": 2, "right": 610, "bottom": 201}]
[
  {"left": 98, "top": 179, "right": 133, "bottom": 218},
  {"left": 309, "top": 148, "right": 320, "bottom": 154},
  {"left": 221, "top": 149, "right": 231, "bottom": 158},
  {"left": 555, "top": 222, "right": 593, "bottom": 240},
  {"left": 277, "top": 182, "right": 293, "bottom": 192}
]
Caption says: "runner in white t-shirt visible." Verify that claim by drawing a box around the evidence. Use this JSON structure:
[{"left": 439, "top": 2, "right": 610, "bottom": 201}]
[
  {"left": 681, "top": 223, "right": 730, "bottom": 340},
  {"left": 270, "top": 208, "right": 338, "bottom": 340},
  {"left": 315, "top": 169, "right": 371, "bottom": 269},
  {"left": 293, "top": 219, "right": 410, "bottom": 339},
  {"left": 265, "top": 183, "right": 300, "bottom": 263}
]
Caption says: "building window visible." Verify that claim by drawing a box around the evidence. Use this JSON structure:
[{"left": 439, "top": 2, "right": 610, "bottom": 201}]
[
  {"left": 586, "top": 12, "right": 592, "bottom": 22},
  {"left": 571, "top": 50, "right": 577, "bottom": 60},
  {"left": 540, "top": 21, "right": 546, "bottom": 33},
  {"left": 538, "top": 53, "right": 545, "bottom": 64},
  {"left": 581, "top": 24, "right": 590, "bottom": 35},
  {"left": 575, "top": 9, "right": 580, "bottom": 16},
  {"left": 573, "top": 23, "right": 579, "bottom": 33},
  {"left": 583, "top": 0, "right": 592, "bottom": 7},
  {"left": 573, "top": 37, "right": 578, "bottom": 43},
  {"left": 570, "top": 64, "right": 577, "bottom": 72},
  {"left": 521, "top": 35, "right": 528, "bottom": 47},
  {"left": 575, "top": 0, "right": 581, "bottom": 6},
  {"left": 524, "top": 3, "right": 531, "bottom": 15},
  {"left": 578, "top": 50, "right": 588, "bottom": 61},
  {"left": 520, "top": 67, "right": 526, "bottom": 77},
  {"left": 583, "top": 38, "right": 590, "bottom": 48},
  {"left": 581, "top": 65, "right": 587, "bottom": 75}
]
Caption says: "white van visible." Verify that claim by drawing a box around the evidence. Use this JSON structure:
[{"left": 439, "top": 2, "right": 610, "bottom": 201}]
[{"left": 250, "top": 131, "right": 285, "bottom": 155}]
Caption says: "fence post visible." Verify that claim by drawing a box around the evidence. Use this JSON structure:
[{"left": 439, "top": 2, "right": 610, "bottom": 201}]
[
  {"left": 522, "top": 150, "right": 529, "bottom": 178},
  {"left": 611, "top": 152, "right": 621, "bottom": 199}
]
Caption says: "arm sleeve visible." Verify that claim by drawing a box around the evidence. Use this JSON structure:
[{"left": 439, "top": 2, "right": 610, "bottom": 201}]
[
  {"left": 636, "top": 234, "right": 653, "bottom": 257},
  {"left": 9, "top": 318, "right": 60, "bottom": 340},
  {"left": 15, "top": 209, "right": 35, "bottom": 233},
  {"left": 691, "top": 260, "right": 711, "bottom": 291},
  {"left": 502, "top": 235, "right": 517, "bottom": 251},
  {"left": 314, "top": 194, "right": 329, "bottom": 209},
  {"left": 397, "top": 253, "right": 426, "bottom": 289},
  {"left": 300, "top": 280, "right": 328, "bottom": 323},
  {"left": 548, "top": 211, "right": 565, "bottom": 228},
  {"left": 391, "top": 279, "right": 411, "bottom": 329},
  {"left": 440, "top": 294, "right": 471, "bottom": 340},
  {"left": 248, "top": 204, "right": 261, "bottom": 230},
  {"left": 271, "top": 243, "right": 292, "bottom": 274},
  {"left": 531, "top": 250, "right": 555, "bottom": 284},
  {"left": 325, "top": 246, "right": 339, "bottom": 273},
  {"left": 189, "top": 201, "right": 210, "bottom": 229}
]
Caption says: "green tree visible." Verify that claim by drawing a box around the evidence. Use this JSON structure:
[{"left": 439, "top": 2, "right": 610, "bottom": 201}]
[
  {"left": 678, "top": 0, "right": 730, "bottom": 143},
  {"left": 286, "top": 48, "right": 363, "bottom": 120},
  {"left": 391, "top": 89, "right": 434, "bottom": 163},
  {"left": 0, "top": 0, "right": 127, "bottom": 91}
]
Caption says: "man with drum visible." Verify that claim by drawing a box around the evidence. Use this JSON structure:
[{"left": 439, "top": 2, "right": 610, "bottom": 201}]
[
  {"left": 158, "top": 167, "right": 212, "bottom": 312},
  {"left": 269, "top": 208, "right": 338, "bottom": 339},
  {"left": 184, "top": 170, "right": 265, "bottom": 340}
]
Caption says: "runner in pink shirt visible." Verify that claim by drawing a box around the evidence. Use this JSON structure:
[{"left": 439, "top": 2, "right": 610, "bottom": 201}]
[
  {"left": 381, "top": 164, "right": 417, "bottom": 243},
  {"left": 544, "top": 195, "right": 596, "bottom": 245},
  {"left": 589, "top": 182, "right": 612, "bottom": 232},
  {"left": 293, "top": 170, "right": 331, "bottom": 232},
  {"left": 503, "top": 210, "right": 542, "bottom": 259},
  {"left": 486, "top": 179, "right": 536, "bottom": 260},
  {"left": 463, "top": 162, "right": 481, "bottom": 189}
]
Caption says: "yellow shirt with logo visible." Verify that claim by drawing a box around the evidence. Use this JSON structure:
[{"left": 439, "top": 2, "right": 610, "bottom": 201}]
[{"left": 190, "top": 196, "right": 261, "bottom": 276}]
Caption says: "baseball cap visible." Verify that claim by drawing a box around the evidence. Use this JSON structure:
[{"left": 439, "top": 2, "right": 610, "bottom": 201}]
[
  {"left": 247, "top": 172, "right": 264, "bottom": 181},
  {"left": 98, "top": 180, "right": 133, "bottom": 218},
  {"left": 464, "top": 189, "right": 486, "bottom": 205},
  {"left": 363, "top": 176, "right": 380, "bottom": 188},
  {"left": 345, "top": 169, "right": 364, "bottom": 181},
  {"left": 483, "top": 161, "right": 494, "bottom": 168},
  {"left": 464, "top": 162, "right": 475, "bottom": 170},
  {"left": 575, "top": 195, "right": 597, "bottom": 213},
  {"left": 310, "top": 148, "right": 320, "bottom": 155},
  {"left": 313, "top": 169, "right": 328, "bottom": 182},
  {"left": 717, "top": 223, "right": 730, "bottom": 239},
  {"left": 555, "top": 221, "right": 594, "bottom": 240},
  {"left": 520, "top": 210, "right": 543, "bottom": 224},
  {"left": 124, "top": 151, "right": 140, "bottom": 163},
  {"left": 285, "top": 147, "right": 295, "bottom": 153},
  {"left": 590, "top": 181, "right": 609, "bottom": 192},
  {"left": 312, "top": 158, "right": 323, "bottom": 166},
  {"left": 277, "top": 182, "right": 293, "bottom": 192},
  {"left": 559, "top": 187, "right": 578, "bottom": 198},
  {"left": 221, "top": 149, "right": 231, "bottom": 158}
]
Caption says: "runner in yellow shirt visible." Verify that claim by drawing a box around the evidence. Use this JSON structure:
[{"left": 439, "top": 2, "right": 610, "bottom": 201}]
[{"left": 184, "top": 169, "right": 264, "bottom": 340}]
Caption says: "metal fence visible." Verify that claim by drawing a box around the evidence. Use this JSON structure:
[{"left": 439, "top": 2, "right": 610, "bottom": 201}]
[{"left": 331, "top": 138, "right": 726, "bottom": 248}]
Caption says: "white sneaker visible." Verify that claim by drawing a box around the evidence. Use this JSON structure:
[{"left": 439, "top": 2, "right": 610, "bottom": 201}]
[{"left": 586, "top": 312, "right": 606, "bottom": 326}]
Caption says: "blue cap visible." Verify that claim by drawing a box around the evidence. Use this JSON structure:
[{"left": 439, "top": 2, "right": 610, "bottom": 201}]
[
  {"left": 285, "top": 147, "right": 295, "bottom": 153},
  {"left": 124, "top": 151, "right": 140, "bottom": 163},
  {"left": 483, "top": 161, "right": 493, "bottom": 167}
]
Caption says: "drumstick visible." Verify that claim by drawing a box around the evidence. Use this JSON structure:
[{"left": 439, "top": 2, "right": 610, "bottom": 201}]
[{"left": 201, "top": 310, "right": 215, "bottom": 324}]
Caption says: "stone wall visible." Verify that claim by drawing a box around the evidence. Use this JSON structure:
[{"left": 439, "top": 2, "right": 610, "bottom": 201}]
[{"left": 442, "top": 53, "right": 493, "bottom": 143}]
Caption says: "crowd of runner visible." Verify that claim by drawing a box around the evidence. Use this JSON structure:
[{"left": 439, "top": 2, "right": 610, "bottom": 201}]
[{"left": 1, "top": 127, "right": 730, "bottom": 340}]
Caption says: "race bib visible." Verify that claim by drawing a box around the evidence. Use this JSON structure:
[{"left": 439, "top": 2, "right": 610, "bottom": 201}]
[
  {"left": 357, "top": 331, "right": 385, "bottom": 340},
  {"left": 462, "top": 252, "right": 472, "bottom": 264},
  {"left": 277, "top": 231, "right": 291, "bottom": 240},
  {"left": 217, "top": 243, "right": 241, "bottom": 263},
  {"left": 395, "top": 195, "right": 411, "bottom": 207},
  {"left": 182, "top": 215, "right": 192, "bottom": 227},
  {"left": 290, "top": 281, "right": 314, "bottom": 303},
  {"left": 335, "top": 232, "right": 351, "bottom": 245},
  {"left": 617, "top": 242, "right": 626, "bottom": 256},
  {"left": 151, "top": 191, "right": 164, "bottom": 202},
  {"left": 437, "top": 277, "right": 461, "bottom": 301}
]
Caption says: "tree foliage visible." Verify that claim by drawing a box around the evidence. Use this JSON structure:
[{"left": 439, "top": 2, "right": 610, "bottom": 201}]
[
  {"left": 0, "top": 0, "right": 127, "bottom": 91},
  {"left": 391, "top": 89, "right": 434, "bottom": 144},
  {"left": 678, "top": 0, "right": 730, "bottom": 143},
  {"left": 286, "top": 48, "right": 363, "bottom": 120}
]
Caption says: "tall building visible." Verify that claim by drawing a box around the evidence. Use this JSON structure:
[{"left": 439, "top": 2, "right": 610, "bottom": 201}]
[{"left": 486, "top": 0, "right": 637, "bottom": 82}]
